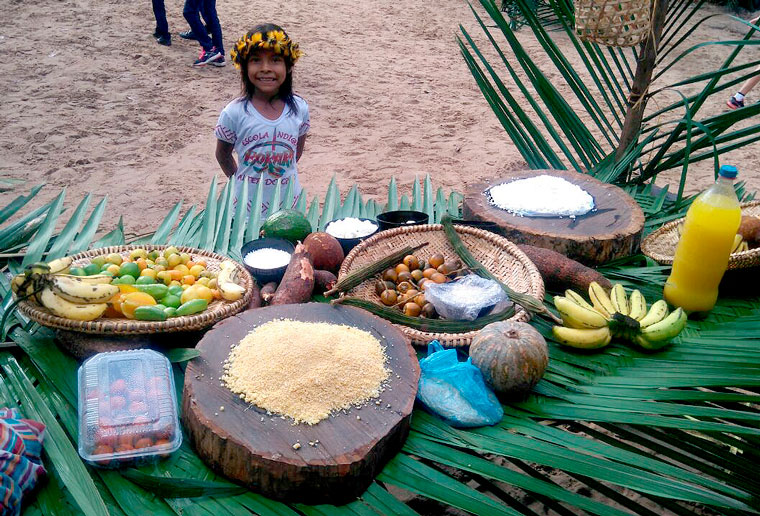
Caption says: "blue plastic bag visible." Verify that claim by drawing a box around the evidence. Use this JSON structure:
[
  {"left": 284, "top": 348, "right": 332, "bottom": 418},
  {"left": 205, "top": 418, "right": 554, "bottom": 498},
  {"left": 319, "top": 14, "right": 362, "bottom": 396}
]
[{"left": 416, "top": 341, "right": 504, "bottom": 428}]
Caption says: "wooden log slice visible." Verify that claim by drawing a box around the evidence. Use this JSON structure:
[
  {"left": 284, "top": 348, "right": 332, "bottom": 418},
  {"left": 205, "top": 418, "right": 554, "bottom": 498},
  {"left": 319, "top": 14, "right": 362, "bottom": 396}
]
[
  {"left": 182, "top": 302, "right": 420, "bottom": 505},
  {"left": 462, "top": 169, "right": 645, "bottom": 265}
]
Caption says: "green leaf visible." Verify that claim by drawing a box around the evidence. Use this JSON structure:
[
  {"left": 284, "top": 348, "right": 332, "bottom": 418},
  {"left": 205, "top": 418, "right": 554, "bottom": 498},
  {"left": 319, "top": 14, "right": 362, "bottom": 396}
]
[
  {"left": 22, "top": 189, "right": 66, "bottom": 267},
  {"left": 121, "top": 470, "right": 246, "bottom": 498},
  {"left": 92, "top": 216, "right": 125, "bottom": 248},
  {"left": 164, "top": 348, "right": 201, "bottom": 363},
  {"left": 386, "top": 177, "right": 398, "bottom": 212},
  {"left": 43, "top": 193, "right": 92, "bottom": 260},
  {"left": 199, "top": 177, "right": 218, "bottom": 250},
  {"left": 229, "top": 180, "right": 249, "bottom": 258},
  {"left": 245, "top": 175, "right": 266, "bottom": 242},
  {"left": 0, "top": 184, "right": 43, "bottom": 225},
  {"left": 69, "top": 197, "right": 108, "bottom": 254},
  {"left": 151, "top": 200, "right": 183, "bottom": 245}
]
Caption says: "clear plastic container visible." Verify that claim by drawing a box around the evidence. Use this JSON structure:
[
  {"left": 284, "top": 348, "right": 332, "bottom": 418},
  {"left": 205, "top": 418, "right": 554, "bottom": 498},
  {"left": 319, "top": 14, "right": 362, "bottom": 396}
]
[{"left": 77, "top": 349, "right": 182, "bottom": 468}]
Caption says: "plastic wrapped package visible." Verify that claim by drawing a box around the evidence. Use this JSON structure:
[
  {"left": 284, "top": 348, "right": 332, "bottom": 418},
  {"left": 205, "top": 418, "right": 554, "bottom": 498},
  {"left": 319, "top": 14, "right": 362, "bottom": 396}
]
[
  {"left": 416, "top": 341, "right": 503, "bottom": 428},
  {"left": 424, "top": 274, "right": 508, "bottom": 321}
]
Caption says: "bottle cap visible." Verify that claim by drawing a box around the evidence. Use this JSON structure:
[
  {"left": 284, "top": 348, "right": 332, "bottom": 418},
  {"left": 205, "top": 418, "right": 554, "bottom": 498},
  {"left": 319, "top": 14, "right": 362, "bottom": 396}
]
[{"left": 718, "top": 165, "right": 738, "bottom": 179}]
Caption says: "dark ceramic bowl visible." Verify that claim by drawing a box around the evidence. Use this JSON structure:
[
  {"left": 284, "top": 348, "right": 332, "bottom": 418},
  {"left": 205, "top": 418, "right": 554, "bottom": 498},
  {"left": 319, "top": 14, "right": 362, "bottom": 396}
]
[
  {"left": 240, "top": 237, "right": 295, "bottom": 285},
  {"left": 325, "top": 217, "right": 379, "bottom": 256},
  {"left": 376, "top": 210, "right": 429, "bottom": 231},
  {"left": 451, "top": 219, "right": 501, "bottom": 234}
]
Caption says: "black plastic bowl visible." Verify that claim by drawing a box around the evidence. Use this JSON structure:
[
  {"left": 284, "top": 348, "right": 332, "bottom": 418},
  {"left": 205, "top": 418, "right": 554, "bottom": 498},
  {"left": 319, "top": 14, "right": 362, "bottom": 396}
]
[
  {"left": 240, "top": 237, "right": 295, "bottom": 285},
  {"left": 376, "top": 210, "right": 429, "bottom": 231},
  {"left": 325, "top": 217, "right": 379, "bottom": 256}
]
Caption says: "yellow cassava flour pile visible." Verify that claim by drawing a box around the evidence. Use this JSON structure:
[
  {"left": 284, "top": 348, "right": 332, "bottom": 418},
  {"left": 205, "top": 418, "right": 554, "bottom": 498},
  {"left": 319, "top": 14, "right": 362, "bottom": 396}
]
[{"left": 222, "top": 320, "right": 390, "bottom": 424}]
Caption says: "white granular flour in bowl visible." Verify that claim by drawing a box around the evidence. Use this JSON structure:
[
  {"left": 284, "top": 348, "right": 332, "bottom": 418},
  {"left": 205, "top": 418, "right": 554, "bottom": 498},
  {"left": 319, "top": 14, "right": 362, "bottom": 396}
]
[
  {"left": 244, "top": 248, "right": 292, "bottom": 269},
  {"left": 486, "top": 175, "right": 594, "bottom": 217},
  {"left": 222, "top": 320, "right": 390, "bottom": 425},
  {"left": 325, "top": 218, "right": 378, "bottom": 239}
]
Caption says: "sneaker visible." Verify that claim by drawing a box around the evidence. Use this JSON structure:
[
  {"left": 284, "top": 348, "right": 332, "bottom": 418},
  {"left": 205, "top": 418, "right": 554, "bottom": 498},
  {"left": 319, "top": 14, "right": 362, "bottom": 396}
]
[
  {"left": 156, "top": 34, "right": 171, "bottom": 46},
  {"left": 193, "top": 47, "right": 222, "bottom": 67},
  {"left": 207, "top": 53, "right": 226, "bottom": 67},
  {"left": 727, "top": 95, "right": 744, "bottom": 110},
  {"left": 179, "top": 30, "right": 197, "bottom": 40}
]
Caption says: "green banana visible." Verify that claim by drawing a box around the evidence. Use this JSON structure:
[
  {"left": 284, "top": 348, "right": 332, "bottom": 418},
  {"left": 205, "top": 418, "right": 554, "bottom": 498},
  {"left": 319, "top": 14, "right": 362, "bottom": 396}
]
[{"left": 639, "top": 308, "right": 688, "bottom": 347}]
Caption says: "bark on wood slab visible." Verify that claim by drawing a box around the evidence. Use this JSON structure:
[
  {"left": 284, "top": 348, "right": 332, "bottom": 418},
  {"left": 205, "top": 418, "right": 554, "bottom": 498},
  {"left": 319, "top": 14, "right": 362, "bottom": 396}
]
[
  {"left": 55, "top": 329, "right": 205, "bottom": 361},
  {"left": 462, "top": 170, "right": 645, "bottom": 265},
  {"left": 182, "top": 302, "right": 419, "bottom": 505}
]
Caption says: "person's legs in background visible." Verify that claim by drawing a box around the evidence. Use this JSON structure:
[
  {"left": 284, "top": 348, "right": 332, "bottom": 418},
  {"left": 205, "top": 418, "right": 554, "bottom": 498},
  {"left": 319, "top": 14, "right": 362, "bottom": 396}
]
[
  {"left": 727, "top": 67, "right": 760, "bottom": 110},
  {"left": 184, "top": 0, "right": 221, "bottom": 66},
  {"left": 200, "top": 0, "right": 224, "bottom": 61},
  {"left": 152, "top": 0, "right": 171, "bottom": 45}
]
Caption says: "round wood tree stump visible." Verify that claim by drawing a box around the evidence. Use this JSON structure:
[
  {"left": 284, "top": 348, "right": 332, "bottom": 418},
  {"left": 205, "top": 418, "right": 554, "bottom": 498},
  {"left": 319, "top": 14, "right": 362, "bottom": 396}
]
[
  {"left": 182, "top": 302, "right": 419, "bottom": 505},
  {"left": 462, "top": 169, "right": 645, "bottom": 265}
]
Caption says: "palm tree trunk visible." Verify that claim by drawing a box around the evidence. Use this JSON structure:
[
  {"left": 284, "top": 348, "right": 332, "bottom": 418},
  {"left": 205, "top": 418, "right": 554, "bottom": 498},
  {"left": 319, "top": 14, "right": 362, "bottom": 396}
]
[{"left": 614, "top": 0, "right": 669, "bottom": 161}]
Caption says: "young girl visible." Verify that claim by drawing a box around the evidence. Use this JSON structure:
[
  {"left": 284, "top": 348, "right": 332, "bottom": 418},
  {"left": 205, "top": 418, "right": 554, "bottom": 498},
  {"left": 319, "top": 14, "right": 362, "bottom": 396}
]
[{"left": 214, "top": 24, "right": 309, "bottom": 214}]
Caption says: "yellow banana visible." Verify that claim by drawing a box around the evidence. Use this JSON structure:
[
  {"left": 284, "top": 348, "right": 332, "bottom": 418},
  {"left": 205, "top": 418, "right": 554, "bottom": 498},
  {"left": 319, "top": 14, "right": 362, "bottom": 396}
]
[
  {"left": 565, "top": 289, "right": 595, "bottom": 310},
  {"left": 58, "top": 274, "right": 114, "bottom": 285},
  {"left": 730, "top": 234, "right": 743, "bottom": 253},
  {"left": 11, "top": 275, "right": 25, "bottom": 296},
  {"left": 627, "top": 290, "right": 647, "bottom": 321},
  {"left": 50, "top": 275, "right": 119, "bottom": 304},
  {"left": 640, "top": 307, "right": 688, "bottom": 343},
  {"left": 47, "top": 256, "right": 73, "bottom": 275},
  {"left": 588, "top": 282, "right": 615, "bottom": 318},
  {"left": 552, "top": 326, "right": 612, "bottom": 349},
  {"left": 39, "top": 288, "right": 107, "bottom": 321},
  {"left": 217, "top": 261, "right": 246, "bottom": 301},
  {"left": 554, "top": 296, "right": 609, "bottom": 329},
  {"left": 610, "top": 283, "right": 629, "bottom": 316},
  {"left": 638, "top": 299, "right": 669, "bottom": 328}
]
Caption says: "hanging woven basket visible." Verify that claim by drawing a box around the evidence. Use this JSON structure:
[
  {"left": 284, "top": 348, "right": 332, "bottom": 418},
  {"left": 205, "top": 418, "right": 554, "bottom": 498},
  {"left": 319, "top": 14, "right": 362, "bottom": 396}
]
[{"left": 575, "top": 0, "right": 652, "bottom": 47}]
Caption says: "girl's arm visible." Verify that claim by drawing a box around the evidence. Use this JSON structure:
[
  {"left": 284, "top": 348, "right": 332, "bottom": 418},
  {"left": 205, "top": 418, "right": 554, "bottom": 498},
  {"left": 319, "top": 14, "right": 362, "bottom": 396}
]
[
  {"left": 296, "top": 135, "right": 307, "bottom": 162},
  {"left": 216, "top": 140, "right": 237, "bottom": 178}
]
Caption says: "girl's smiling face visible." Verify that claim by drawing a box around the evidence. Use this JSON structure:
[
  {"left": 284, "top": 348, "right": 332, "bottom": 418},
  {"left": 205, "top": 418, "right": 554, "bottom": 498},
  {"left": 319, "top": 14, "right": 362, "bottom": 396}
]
[{"left": 247, "top": 48, "right": 289, "bottom": 99}]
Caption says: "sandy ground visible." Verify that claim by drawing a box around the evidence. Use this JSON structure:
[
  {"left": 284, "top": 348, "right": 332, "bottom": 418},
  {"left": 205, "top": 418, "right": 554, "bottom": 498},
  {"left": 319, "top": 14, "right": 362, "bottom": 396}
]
[{"left": 0, "top": 0, "right": 758, "bottom": 240}]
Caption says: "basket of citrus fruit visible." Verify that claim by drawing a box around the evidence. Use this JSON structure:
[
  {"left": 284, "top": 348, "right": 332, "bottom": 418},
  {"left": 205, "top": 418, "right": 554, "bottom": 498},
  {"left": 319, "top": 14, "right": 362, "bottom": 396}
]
[{"left": 13, "top": 245, "right": 254, "bottom": 334}]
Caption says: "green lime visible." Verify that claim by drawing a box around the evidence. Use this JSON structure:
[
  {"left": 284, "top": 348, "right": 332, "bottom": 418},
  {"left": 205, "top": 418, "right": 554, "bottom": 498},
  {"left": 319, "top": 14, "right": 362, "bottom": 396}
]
[
  {"left": 118, "top": 262, "right": 140, "bottom": 278},
  {"left": 135, "top": 275, "right": 156, "bottom": 285},
  {"left": 163, "top": 307, "right": 177, "bottom": 318},
  {"left": 167, "top": 285, "right": 184, "bottom": 297},
  {"left": 148, "top": 250, "right": 160, "bottom": 261},
  {"left": 118, "top": 274, "right": 136, "bottom": 285},
  {"left": 83, "top": 263, "right": 102, "bottom": 276},
  {"left": 68, "top": 267, "right": 86, "bottom": 276},
  {"left": 100, "top": 270, "right": 115, "bottom": 277},
  {"left": 91, "top": 256, "right": 106, "bottom": 268},
  {"left": 161, "top": 294, "right": 182, "bottom": 309},
  {"left": 101, "top": 262, "right": 112, "bottom": 272}
]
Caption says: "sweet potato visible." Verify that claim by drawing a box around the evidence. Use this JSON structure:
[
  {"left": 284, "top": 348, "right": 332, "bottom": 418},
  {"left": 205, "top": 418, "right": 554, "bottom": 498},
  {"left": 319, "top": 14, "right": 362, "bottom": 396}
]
[
  {"left": 260, "top": 282, "right": 278, "bottom": 305},
  {"left": 517, "top": 244, "right": 612, "bottom": 293},
  {"left": 270, "top": 244, "right": 315, "bottom": 305},
  {"left": 313, "top": 270, "right": 337, "bottom": 294}
]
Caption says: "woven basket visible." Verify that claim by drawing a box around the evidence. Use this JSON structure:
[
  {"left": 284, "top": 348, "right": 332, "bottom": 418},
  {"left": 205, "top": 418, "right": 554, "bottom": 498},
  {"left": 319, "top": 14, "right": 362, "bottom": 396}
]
[
  {"left": 641, "top": 201, "right": 760, "bottom": 270},
  {"left": 575, "top": 0, "right": 651, "bottom": 47},
  {"left": 338, "top": 224, "right": 545, "bottom": 347},
  {"left": 17, "top": 245, "right": 254, "bottom": 335}
]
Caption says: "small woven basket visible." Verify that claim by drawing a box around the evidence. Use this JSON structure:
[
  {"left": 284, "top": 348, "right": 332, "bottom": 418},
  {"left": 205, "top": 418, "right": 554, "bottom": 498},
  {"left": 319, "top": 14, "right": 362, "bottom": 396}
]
[
  {"left": 575, "top": 0, "right": 651, "bottom": 47},
  {"left": 17, "top": 245, "right": 254, "bottom": 335},
  {"left": 338, "top": 224, "right": 545, "bottom": 347},
  {"left": 641, "top": 200, "right": 760, "bottom": 270}
]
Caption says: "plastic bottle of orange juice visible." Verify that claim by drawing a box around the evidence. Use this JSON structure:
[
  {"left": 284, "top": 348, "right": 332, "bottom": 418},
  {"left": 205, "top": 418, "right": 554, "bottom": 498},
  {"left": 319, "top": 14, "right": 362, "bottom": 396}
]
[{"left": 663, "top": 165, "right": 741, "bottom": 313}]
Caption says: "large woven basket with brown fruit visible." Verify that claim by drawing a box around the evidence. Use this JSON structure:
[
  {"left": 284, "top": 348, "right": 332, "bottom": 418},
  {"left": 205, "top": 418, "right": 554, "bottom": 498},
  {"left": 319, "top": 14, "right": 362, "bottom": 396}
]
[
  {"left": 641, "top": 200, "right": 760, "bottom": 270},
  {"left": 337, "top": 224, "right": 544, "bottom": 347},
  {"left": 14, "top": 245, "right": 254, "bottom": 334}
]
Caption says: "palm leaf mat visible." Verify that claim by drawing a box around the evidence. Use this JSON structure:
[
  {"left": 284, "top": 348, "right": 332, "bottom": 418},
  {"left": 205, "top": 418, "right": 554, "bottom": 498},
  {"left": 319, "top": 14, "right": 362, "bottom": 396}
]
[{"left": 0, "top": 176, "right": 758, "bottom": 515}]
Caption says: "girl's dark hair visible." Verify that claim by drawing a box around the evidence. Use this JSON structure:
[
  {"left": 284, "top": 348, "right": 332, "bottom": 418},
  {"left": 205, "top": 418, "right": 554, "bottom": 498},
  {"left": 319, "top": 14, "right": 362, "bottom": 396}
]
[{"left": 240, "top": 23, "right": 298, "bottom": 115}]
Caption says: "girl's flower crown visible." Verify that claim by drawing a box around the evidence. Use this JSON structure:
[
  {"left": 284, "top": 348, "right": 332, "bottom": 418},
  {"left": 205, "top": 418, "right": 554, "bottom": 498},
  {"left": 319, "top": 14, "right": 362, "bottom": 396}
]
[{"left": 230, "top": 30, "right": 303, "bottom": 69}]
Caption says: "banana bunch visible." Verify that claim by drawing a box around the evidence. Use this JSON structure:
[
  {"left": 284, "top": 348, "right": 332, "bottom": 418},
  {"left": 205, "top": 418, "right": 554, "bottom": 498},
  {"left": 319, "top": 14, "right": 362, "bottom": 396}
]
[
  {"left": 216, "top": 261, "right": 246, "bottom": 301},
  {"left": 679, "top": 224, "right": 749, "bottom": 253},
  {"left": 11, "top": 257, "right": 118, "bottom": 322},
  {"left": 552, "top": 282, "right": 688, "bottom": 351}
]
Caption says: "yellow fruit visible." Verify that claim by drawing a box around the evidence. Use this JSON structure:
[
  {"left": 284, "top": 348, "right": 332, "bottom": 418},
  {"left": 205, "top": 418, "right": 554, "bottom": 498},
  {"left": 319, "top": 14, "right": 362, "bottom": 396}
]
[
  {"left": 181, "top": 284, "right": 214, "bottom": 304},
  {"left": 207, "top": 278, "right": 218, "bottom": 289},
  {"left": 156, "top": 271, "right": 171, "bottom": 285},
  {"left": 196, "top": 277, "right": 210, "bottom": 287},
  {"left": 189, "top": 265, "right": 205, "bottom": 278},
  {"left": 106, "top": 253, "right": 123, "bottom": 266},
  {"left": 179, "top": 253, "right": 191, "bottom": 264},
  {"left": 167, "top": 254, "right": 182, "bottom": 268},
  {"left": 163, "top": 246, "right": 179, "bottom": 259},
  {"left": 120, "top": 292, "right": 157, "bottom": 319},
  {"left": 182, "top": 275, "right": 195, "bottom": 285},
  {"left": 118, "top": 285, "right": 139, "bottom": 294},
  {"left": 169, "top": 280, "right": 181, "bottom": 288},
  {"left": 140, "top": 268, "right": 157, "bottom": 280},
  {"left": 173, "top": 264, "right": 189, "bottom": 275},
  {"left": 106, "top": 264, "right": 121, "bottom": 276},
  {"left": 129, "top": 249, "right": 148, "bottom": 260}
]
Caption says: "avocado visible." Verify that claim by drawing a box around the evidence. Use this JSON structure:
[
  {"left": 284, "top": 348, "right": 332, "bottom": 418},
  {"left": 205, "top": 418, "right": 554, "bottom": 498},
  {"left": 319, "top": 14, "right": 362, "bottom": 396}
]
[{"left": 260, "top": 210, "right": 312, "bottom": 243}]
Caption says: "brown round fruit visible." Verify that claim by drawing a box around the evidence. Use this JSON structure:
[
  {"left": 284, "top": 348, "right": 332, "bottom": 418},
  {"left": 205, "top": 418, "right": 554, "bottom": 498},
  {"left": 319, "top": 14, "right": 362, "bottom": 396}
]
[
  {"left": 302, "top": 232, "right": 345, "bottom": 273},
  {"left": 410, "top": 269, "right": 423, "bottom": 282},
  {"left": 403, "top": 302, "right": 422, "bottom": 317},
  {"left": 422, "top": 268, "right": 437, "bottom": 279},
  {"left": 394, "top": 263, "right": 410, "bottom": 275},
  {"left": 397, "top": 271, "right": 413, "bottom": 284},
  {"left": 429, "top": 253, "right": 445, "bottom": 268},
  {"left": 430, "top": 272, "right": 447, "bottom": 284},
  {"left": 413, "top": 293, "right": 426, "bottom": 306},
  {"left": 380, "top": 290, "right": 398, "bottom": 306},
  {"left": 396, "top": 281, "right": 413, "bottom": 294},
  {"left": 403, "top": 255, "right": 420, "bottom": 270},
  {"left": 418, "top": 278, "right": 429, "bottom": 290},
  {"left": 375, "top": 280, "right": 388, "bottom": 296},
  {"left": 421, "top": 303, "right": 437, "bottom": 318},
  {"left": 383, "top": 269, "right": 398, "bottom": 282},
  {"left": 437, "top": 263, "right": 454, "bottom": 275}
]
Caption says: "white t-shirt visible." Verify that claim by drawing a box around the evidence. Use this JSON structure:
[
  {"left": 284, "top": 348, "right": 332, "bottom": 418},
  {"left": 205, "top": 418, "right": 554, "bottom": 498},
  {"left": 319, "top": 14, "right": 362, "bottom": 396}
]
[{"left": 214, "top": 95, "right": 310, "bottom": 213}]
